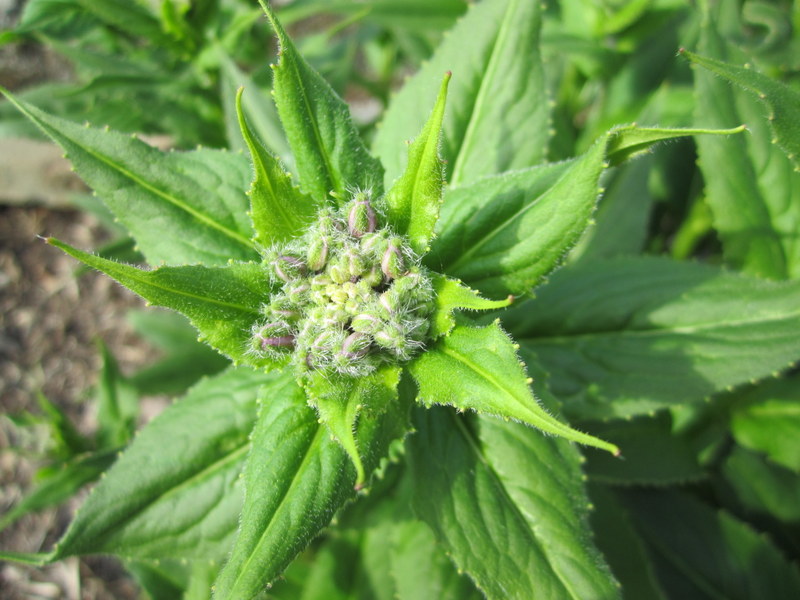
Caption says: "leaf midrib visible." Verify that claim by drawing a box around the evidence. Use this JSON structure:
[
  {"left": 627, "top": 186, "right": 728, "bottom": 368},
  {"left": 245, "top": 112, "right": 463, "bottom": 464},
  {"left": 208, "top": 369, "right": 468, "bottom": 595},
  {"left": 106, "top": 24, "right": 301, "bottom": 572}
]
[
  {"left": 231, "top": 423, "right": 331, "bottom": 593},
  {"left": 516, "top": 307, "right": 800, "bottom": 344},
  {"left": 449, "top": 412, "right": 576, "bottom": 599},
  {"left": 449, "top": 0, "right": 520, "bottom": 186}
]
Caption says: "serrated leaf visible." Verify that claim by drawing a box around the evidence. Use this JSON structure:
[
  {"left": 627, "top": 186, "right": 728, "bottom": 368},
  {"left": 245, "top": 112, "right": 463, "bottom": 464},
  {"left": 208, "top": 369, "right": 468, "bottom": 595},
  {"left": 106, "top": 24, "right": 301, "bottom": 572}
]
[
  {"left": 682, "top": 49, "right": 800, "bottom": 170},
  {"left": 0, "top": 88, "right": 258, "bottom": 266},
  {"left": 260, "top": 0, "right": 383, "bottom": 202},
  {"left": 52, "top": 367, "right": 270, "bottom": 561},
  {"left": 605, "top": 123, "right": 745, "bottom": 167},
  {"left": 374, "top": 0, "right": 548, "bottom": 187},
  {"left": 510, "top": 257, "right": 800, "bottom": 420},
  {"left": 214, "top": 371, "right": 411, "bottom": 600},
  {"left": 429, "top": 273, "right": 512, "bottom": 338},
  {"left": 408, "top": 322, "right": 618, "bottom": 455},
  {"left": 50, "top": 239, "right": 278, "bottom": 369},
  {"left": 305, "top": 365, "right": 402, "bottom": 488},
  {"left": 690, "top": 18, "right": 797, "bottom": 279},
  {"left": 381, "top": 73, "right": 449, "bottom": 255},
  {"left": 390, "top": 519, "right": 482, "bottom": 600},
  {"left": 407, "top": 407, "right": 620, "bottom": 600},
  {"left": 622, "top": 489, "right": 800, "bottom": 599},
  {"left": 583, "top": 413, "right": 705, "bottom": 486},
  {"left": 731, "top": 375, "right": 800, "bottom": 472},
  {"left": 429, "top": 124, "right": 734, "bottom": 298},
  {"left": 719, "top": 445, "right": 800, "bottom": 524},
  {"left": 588, "top": 485, "right": 669, "bottom": 600},
  {"left": 236, "top": 87, "right": 320, "bottom": 246}
]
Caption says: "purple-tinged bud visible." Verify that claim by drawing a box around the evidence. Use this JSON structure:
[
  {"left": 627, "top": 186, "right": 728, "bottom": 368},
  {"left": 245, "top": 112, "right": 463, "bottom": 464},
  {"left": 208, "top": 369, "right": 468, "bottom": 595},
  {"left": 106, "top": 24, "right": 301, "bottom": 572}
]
[
  {"left": 273, "top": 255, "right": 306, "bottom": 282},
  {"left": 351, "top": 312, "right": 383, "bottom": 334},
  {"left": 381, "top": 238, "right": 405, "bottom": 280},
  {"left": 261, "top": 335, "right": 295, "bottom": 349},
  {"left": 347, "top": 193, "right": 377, "bottom": 238},
  {"left": 340, "top": 332, "right": 371, "bottom": 360},
  {"left": 306, "top": 236, "right": 329, "bottom": 271}
]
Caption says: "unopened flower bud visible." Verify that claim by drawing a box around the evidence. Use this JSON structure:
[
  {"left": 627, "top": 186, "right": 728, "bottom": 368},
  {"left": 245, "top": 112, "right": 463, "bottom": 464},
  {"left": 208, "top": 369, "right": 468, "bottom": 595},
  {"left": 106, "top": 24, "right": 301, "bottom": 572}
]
[
  {"left": 340, "top": 332, "right": 371, "bottom": 360},
  {"left": 329, "top": 263, "right": 350, "bottom": 284},
  {"left": 347, "top": 193, "right": 377, "bottom": 238},
  {"left": 273, "top": 255, "right": 306, "bottom": 282},
  {"left": 351, "top": 312, "right": 383, "bottom": 334},
  {"left": 381, "top": 238, "right": 405, "bottom": 280},
  {"left": 306, "top": 236, "right": 329, "bottom": 271}
]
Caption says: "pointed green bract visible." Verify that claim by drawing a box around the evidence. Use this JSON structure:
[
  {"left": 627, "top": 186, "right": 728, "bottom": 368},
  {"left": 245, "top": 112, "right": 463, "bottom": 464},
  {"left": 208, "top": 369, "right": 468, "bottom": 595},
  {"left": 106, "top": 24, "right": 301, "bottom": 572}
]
[
  {"left": 382, "top": 73, "right": 450, "bottom": 255},
  {"left": 374, "top": 0, "right": 548, "bottom": 187},
  {"left": 682, "top": 49, "right": 800, "bottom": 170},
  {"left": 49, "top": 239, "right": 279, "bottom": 369},
  {"left": 305, "top": 365, "right": 402, "bottom": 488},
  {"left": 606, "top": 123, "right": 746, "bottom": 166},
  {"left": 407, "top": 407, "right": 620, "bottom": 599},
  {"left": 52, "top": 367, "right": 268, "bottom": 561},
  {"left": 0, "top": 87, "right": 258, "bottom": 266},
  {"left": 408, "top": 322, "right": 619, "bottom": 455},
  {"left": 259, "top": 0, "right": 384, "bottom": 202},
  {"left": 235, "top": 87, "right": 319, "bottom": 246},
  {"left": 429, "top": 273, "right": 511, "bottom": 338},
  {"left": 214, "top": 369, "right": 411, "bottom": 600}
]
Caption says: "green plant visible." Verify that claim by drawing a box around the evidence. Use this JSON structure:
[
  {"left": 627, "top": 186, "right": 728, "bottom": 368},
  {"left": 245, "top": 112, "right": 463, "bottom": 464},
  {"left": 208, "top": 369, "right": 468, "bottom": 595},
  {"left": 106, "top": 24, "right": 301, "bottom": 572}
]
[{"left": 3, "top": 0, "right": 800, "bottom": 598}]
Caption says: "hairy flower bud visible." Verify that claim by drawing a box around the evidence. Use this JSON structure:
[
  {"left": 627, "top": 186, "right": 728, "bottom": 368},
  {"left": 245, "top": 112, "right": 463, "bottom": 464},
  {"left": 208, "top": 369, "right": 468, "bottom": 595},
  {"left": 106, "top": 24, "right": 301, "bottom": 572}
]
[
  {"left": 273, "top": 255, "right": 306, "bottom": 282},
  {"left": 381, "top": 237, "right": 405, "bottom": 280},
  {"left": 306, "top": 236, "right": 329, "bottom": 272},
  {"left": 347, "top": 192, "right": 377, "bottom": 238}
]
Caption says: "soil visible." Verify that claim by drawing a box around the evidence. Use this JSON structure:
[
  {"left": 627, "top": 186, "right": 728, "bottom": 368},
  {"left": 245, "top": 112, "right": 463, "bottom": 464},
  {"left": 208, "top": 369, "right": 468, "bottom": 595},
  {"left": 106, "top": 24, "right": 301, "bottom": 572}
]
[{"left": 0, "top": 207, "right": 151, "bottom": 599}]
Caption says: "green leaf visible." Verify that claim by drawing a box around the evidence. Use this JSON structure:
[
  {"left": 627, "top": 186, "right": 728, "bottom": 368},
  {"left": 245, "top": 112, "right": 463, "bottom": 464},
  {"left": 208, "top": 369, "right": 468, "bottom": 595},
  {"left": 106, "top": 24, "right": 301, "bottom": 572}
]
[
  {"left": 605, "top": 124, "right": 746, "bottom": 167},
  {"left": 588, "top": 485, "right": 669, "bottom": 600},
  {"left": 236, "top": 87, "right": 320, "bottom": 246},
  {"left": 381, "top": 72, "right": 450, "bottom": 255},
  {"left": 407, "top": 407, "right": 620, "bottom": 600},
  {"left": 510, "top": 257, "right": 800, "bottom": 420},
  {"left": 719, "top": 445, "right": 800, "bottom": 524},
  {"left": 49, "top": 239, "right": 278, "bottom": 369},
  {"left": 374, "top": 0, "right": 548, "bottom": 187},
  {"left": 260, "top": 0, "right": 384, "bottom": 202},
  {"left": 214, "top": 372, "right": 412, "bottom": 599},
  {"left": 690, "top": 18, "right": 795, "bottom": 279},
  {"left": 408, "top": 321, "right": 619, "bottom": 455},
  {"left": 583, "top": 413, "right": 705, "bottom": 486},
  {"left": 430, "top": 124, "right": 735, "bottom": 298},
  {"left": 429, "top": 146, "right": 597, "bottom": 298},
  {"left": 682, "top": 49, "right": 800, "bottom": 170},
  {"left": 0, "top": 88, "right": 258, "bottom": 266},
  {"left": 305, "top": 365, "right": 402, "bottom": 488},
  {"left": 218, "top": 48, "right": 291, "bottom": 163},
  {"left": 390, "top": 519, "right": 482, "bottom": 600},
  {"left": 52, "top": 366, "right": 269, "bottom": 561},
  {"left": 429, "top": 273, "right": 511, "bottom": 338},
  {"left": 731, "top": 375, "right": 800, "bottom": 472},
  {"left": 622, "top": 489, "right": 800, "bottom": 599},
  {"left": 127, "top": 310, "right": 230, "bottom": 396},
  {"left": 95, "top": 342, "right": 138, "bottom": 448},
  {"left": 0, "top": 449, "right": 117, "bottom": 532}
]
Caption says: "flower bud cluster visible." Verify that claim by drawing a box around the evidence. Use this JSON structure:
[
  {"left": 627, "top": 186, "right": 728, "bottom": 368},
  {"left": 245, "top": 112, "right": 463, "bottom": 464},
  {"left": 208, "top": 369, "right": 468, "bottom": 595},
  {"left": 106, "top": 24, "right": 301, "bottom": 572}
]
[{"left": 250, "top": 192, "right": 435, "bottom": 376}]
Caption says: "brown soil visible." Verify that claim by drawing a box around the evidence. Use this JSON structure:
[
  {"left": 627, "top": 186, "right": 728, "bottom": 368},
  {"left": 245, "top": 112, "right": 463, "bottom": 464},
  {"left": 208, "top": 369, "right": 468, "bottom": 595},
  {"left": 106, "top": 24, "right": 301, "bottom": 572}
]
[{"left": 0, "top": 207, "right": 150, "bottom": 598}]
